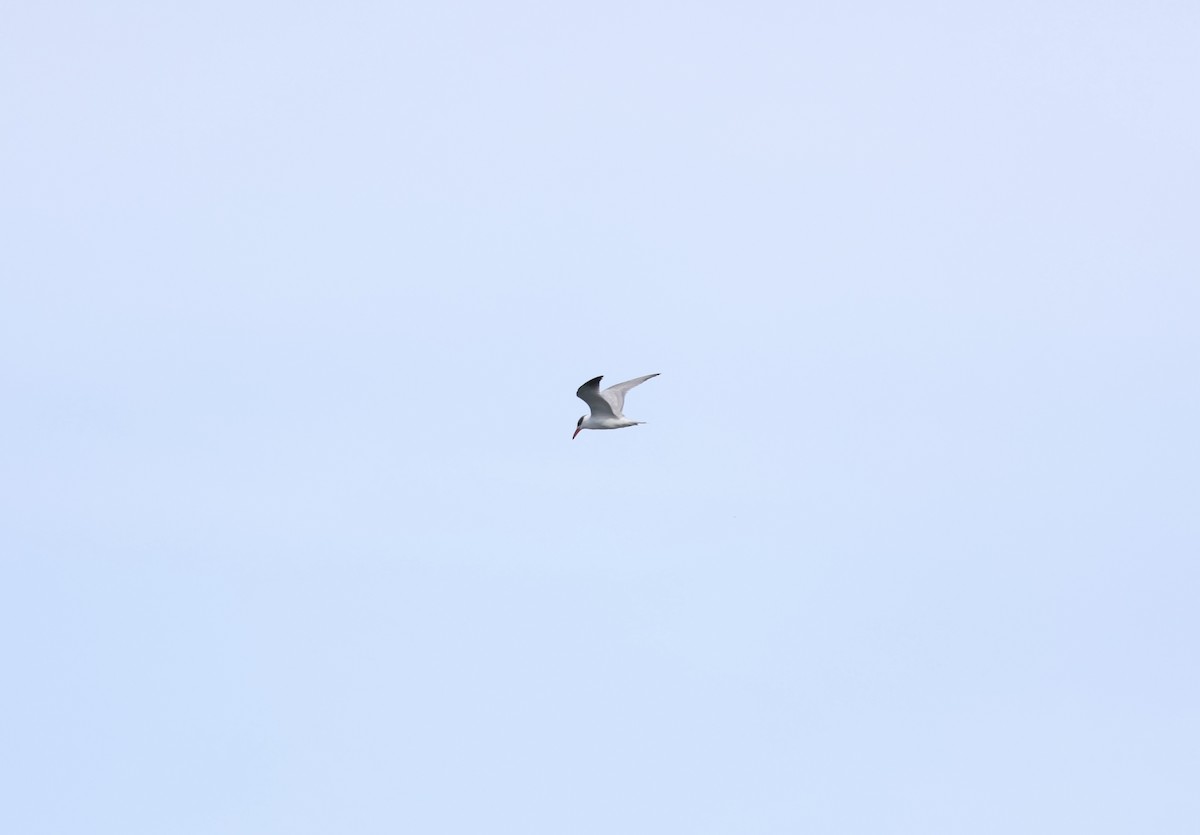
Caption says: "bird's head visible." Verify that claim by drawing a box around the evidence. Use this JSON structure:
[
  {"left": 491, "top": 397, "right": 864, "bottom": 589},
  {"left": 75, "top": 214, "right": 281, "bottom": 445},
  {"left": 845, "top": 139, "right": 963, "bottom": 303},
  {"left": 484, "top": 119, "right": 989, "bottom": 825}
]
[{"left": 572, "top": 415, "right": 585, "bottom": 439}]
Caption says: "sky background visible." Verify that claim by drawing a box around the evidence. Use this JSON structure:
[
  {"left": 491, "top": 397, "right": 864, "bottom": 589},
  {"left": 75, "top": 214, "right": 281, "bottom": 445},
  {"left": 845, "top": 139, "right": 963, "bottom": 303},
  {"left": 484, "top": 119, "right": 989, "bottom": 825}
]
[{"left": 2, "top": 2, "right": 1198, "bottom": 833}]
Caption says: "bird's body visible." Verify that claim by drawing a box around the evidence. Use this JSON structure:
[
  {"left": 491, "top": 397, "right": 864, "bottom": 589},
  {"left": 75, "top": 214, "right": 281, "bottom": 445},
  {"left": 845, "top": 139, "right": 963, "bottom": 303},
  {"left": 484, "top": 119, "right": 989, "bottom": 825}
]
[
  {"left": 573, "top": 373, "right": 659, "bottom": 438},
  {"left": 580, "top": 414, "right": 642, "bottom": 431}
]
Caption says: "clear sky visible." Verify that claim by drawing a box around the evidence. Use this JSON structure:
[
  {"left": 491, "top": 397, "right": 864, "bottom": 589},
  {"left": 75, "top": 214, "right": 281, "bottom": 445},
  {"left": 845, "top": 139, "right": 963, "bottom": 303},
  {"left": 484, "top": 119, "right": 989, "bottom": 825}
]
[{"left": 2, "top": 2, "right": 1198, "bottom": 833}]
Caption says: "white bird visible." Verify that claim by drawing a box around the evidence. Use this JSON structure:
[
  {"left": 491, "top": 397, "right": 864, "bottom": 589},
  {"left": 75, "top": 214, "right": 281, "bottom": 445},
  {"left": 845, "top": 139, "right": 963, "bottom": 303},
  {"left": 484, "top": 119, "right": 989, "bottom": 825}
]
[{"left": 573, "top": 373, "right": 660, "bottom": 439}]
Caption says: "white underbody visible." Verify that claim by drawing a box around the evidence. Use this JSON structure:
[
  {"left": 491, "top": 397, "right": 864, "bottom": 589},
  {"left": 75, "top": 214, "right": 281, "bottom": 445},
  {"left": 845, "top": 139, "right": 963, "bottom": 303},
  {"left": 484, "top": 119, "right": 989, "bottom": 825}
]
[{"left": 581, "top": 415, "right": 644, "bottom": 430}]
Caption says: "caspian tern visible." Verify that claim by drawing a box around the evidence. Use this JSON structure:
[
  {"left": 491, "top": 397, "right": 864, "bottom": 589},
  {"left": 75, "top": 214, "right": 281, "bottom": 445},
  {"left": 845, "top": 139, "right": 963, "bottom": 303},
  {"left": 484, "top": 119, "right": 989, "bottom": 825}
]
[{"left": 573, "top": 373, "right": 660, "bottom": 439}]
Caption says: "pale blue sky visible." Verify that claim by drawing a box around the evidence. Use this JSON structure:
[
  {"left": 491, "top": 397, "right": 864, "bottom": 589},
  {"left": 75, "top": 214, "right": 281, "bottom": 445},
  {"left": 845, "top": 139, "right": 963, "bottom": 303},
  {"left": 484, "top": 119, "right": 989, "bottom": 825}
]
[{"left": 2, "top": 2, "right": 1198, "bottom": 833}]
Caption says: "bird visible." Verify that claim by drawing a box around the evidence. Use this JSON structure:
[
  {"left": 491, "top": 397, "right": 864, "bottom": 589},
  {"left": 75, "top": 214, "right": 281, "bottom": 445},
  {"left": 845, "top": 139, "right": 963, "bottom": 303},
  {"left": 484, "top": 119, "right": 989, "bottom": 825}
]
[{"left": 573, "top": 373, "right": 660, "bottom": 439}]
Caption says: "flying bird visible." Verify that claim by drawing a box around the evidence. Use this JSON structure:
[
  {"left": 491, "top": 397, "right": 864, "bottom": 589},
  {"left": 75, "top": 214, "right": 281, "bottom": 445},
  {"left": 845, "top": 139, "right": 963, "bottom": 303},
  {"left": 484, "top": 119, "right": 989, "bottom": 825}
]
[{"left": 573, "top": 373, "right": 660, "bottom": 439}]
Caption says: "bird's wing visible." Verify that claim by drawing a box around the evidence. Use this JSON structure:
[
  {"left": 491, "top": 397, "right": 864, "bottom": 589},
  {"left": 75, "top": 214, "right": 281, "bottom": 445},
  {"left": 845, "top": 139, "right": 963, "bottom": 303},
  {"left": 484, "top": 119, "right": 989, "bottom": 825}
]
[
  {"left": 576, "top": 375, "right": 617, "bottom": 419},
  {"left": 601, "top": 373, "right": 660, "bottom": 417}
]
